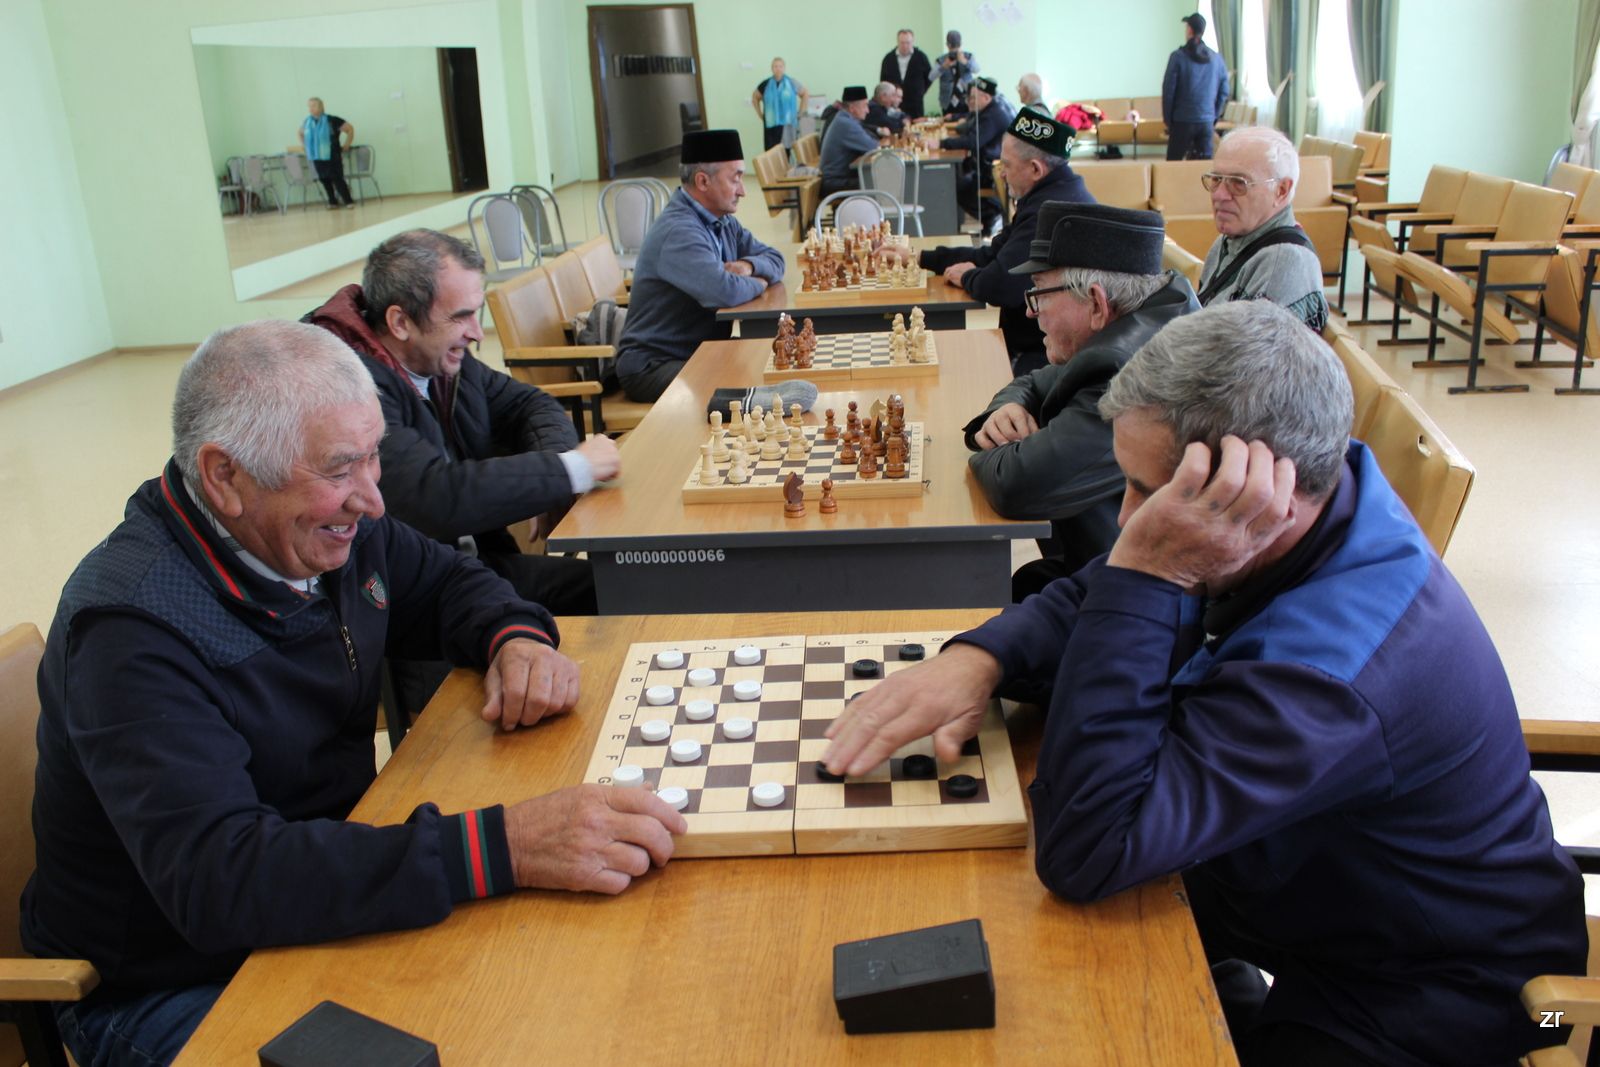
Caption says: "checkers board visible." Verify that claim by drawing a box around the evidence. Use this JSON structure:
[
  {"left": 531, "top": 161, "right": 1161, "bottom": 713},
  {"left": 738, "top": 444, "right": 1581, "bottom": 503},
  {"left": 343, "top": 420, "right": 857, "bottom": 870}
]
[
  {"left": 763, "top": 331, "right": 940, "bottom": 383},
  {"left": 791, "top": 269, "right": 931, "bottom": 306},
  {"left": 681, "top": 421, "right": 926, "bottom": 503},
  {"left": 582, "top": 632, "right": 1027, "bottom": 857}
]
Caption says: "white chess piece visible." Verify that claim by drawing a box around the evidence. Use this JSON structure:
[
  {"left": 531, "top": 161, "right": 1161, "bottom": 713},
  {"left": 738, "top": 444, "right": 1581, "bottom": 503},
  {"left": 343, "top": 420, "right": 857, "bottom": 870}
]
[
  {"left": 727, "top": 442, "right": 750, "bottom": 483},
  {"left": 710, "top": 427, "right": 730, "bottom": 463},
  {"left": 699, "top": 442, "right": 724, "bottom": 486},
  {"left": 760, "top": 429, "right": 783, "bottom": 460},
  {"left": 890, "top": 332, "right": 908, "bottom": 364}
]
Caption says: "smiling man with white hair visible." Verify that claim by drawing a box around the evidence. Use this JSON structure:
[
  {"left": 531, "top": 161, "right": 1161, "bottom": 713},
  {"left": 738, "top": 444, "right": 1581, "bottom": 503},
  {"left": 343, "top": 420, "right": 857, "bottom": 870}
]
[{"left": 23, "top": 320, "right": 686, "bottom": 1066}]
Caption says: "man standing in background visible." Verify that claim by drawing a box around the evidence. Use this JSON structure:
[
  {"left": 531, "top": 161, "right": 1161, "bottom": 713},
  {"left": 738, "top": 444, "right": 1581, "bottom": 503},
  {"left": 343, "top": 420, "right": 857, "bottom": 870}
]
[
  {"left": 879, "top": 28, "right": 933, "bottom": 119},
  {"left": 1162, "top": 13, "right": 1230, "bottom": 160},
  {"left": 298, "top": 97, "right": 356, "bottom": 209},
  {"left": 937, "top": 30, "right": 979, "bottom": 116}
]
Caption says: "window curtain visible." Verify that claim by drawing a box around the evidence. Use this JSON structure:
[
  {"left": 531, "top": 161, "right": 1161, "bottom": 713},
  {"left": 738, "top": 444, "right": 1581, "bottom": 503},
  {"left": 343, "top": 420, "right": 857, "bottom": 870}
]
[
  {"left": 1265, "top": 0, "right": 1298, "bottom": 139},
  {"left": 1346, "top": 0, "right": 1393, "bottom": 132},
  {"left": 1571, "top": 0, "right": 1600, "bottom": 165},
  {"left": 1212, "top": 0, "right": 1244, "bottom": 102},
  {"left": 1305, "top": 0, "right": 1320, "bottom": 135}
]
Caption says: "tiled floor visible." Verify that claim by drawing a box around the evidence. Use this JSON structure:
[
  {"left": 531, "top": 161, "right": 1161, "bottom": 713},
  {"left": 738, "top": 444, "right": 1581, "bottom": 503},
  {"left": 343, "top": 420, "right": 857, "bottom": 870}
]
[{"left": 3, "top": 183, "right": 1594, "bottom": 910}]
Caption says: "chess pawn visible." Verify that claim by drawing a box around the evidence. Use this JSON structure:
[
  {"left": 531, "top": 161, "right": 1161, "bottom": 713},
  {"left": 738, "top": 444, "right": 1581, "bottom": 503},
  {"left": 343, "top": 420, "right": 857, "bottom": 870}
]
[
  {"left": 838, "top": 431, "right": 857, "bottom": 465},
  {"left": 819, "top": 478, "right": 838, "bottom": 514},
  {"left": 772, "top": 334, "right": 791, "bottom": 370},
  {"left": 822, "top": 408, "right": 839, "bottom": 439},
  {"left": 727, "top": 442, "right": 750, "bottom": 484},
  {"left": 760, "top": 428, "right": 784, "bottom": 461},
  {"left": 786, "top": 427, "right": 806, "bottom": 460},
  {"left": 750, "top": 407, "right": 766, "bottom": 440},
  {"left": 846, "top": 400, "right": 860, "bottom": 435},
  {"left": 890, "top": 333, "right": 908, "bottom": 364},
  {"left": 699, "top": 442, "right": 724, "bottom": 486},
  {"left": 884, "top": 435, "right": 907, "bottom": 479},
  {"left": 857, "top": 439, "right": 878, "bottom": 479}
]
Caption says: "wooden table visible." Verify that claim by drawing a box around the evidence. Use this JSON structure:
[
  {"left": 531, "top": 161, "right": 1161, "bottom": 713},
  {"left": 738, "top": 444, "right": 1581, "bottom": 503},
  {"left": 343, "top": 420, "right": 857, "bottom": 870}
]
[
  {"left": 546, "top": 330, "right": 1048, "bottom": 614},
  {"left": 174, "top": 611, "right": 1236, "bottom": 1067},
  {"left": 719, "top": 236, "right": 983, "bottom": 338}
]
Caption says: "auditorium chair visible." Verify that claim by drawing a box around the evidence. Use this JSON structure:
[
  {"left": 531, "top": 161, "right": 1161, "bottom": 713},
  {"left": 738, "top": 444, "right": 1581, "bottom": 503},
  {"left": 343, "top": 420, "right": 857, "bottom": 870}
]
[
  {"left": 792, "top": 132, "right": 821, "bottom": 168},
  {"left": 1549, "top": 162, "right": 1597, "bottom": 216},
  {"left": 1161, "top": 237, "right": 1204, "bottom": 289},
  {"left": 1361, "top": 386, "right": 1474, "bottom": 555},
  {"left": 1521, "top": 243, "right": 1600, "bottom": 394},
  {"left": 1147, "top": 159, "right": 1218, "bottom": 258},
  {"left": 1346, "top": 164, "right": 1467, "bottom": 322},
  {"left": 1073, "top": 161, "right": 1153, "bottom": 209},
  {"left": 752, "top": 144, "right": 819, "bottom": 241},
  {"left": 1291, "top": 155, "right": 1359, "bottom": 292},
  {"left": 1323, "top": 322, "right": 1395, "bottom": 440},
  {"left": 1392, "top": 181, "right": 1574, "bottom": 392},
  {"left": 1353, "top": 130, "right": 1391, "bottom": 178},
  {"left": 1299, "top": 135, "right": 1363, "bottom": 190},
  {"left": 0, "top": 622, "right": 99, "bottom": 1067}
]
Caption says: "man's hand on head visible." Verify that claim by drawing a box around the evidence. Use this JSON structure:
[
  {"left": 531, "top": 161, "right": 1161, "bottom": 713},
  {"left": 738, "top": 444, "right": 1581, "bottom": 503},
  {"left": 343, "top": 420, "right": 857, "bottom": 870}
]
[
  {"left": 481, "top": 638, "right": 581, "bottom": 731},
  {"left": 974, "top": 402, "right": 1039, "bottom": 449},
  {"left": 1107, "top": 436, "right": 1298, "bottom": 591}
]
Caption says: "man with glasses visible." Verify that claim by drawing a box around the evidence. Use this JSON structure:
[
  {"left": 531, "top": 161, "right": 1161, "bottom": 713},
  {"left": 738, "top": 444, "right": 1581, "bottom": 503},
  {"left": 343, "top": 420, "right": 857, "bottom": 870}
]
[
  {"left": 961, "top": 201, "right": 1198, "bottom": 599},
  {"left": 1196, "top": 127, "right": 1329, "bottom": 330}
]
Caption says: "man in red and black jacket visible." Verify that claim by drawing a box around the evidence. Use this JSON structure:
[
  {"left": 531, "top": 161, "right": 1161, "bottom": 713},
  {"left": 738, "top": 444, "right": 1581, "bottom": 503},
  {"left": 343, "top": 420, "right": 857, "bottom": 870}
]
[{"left": 23, "top": 321, "right": 685, "bottom": 1067}]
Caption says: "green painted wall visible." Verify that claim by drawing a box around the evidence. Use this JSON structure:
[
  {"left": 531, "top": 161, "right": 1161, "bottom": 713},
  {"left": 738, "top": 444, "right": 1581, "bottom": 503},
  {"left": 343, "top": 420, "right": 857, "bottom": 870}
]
[
  {"left": 1388, "top": 0, "right": 1576, "bottom": 195},
  {"left": 0, "top": 0, "right": 112, "bottom": 390},
  {"left": 192, "top": 44, "right": 452, "bottom": 198},
  {"left": 1038, "top": 0, "right": 1194, "bottom": 105}
]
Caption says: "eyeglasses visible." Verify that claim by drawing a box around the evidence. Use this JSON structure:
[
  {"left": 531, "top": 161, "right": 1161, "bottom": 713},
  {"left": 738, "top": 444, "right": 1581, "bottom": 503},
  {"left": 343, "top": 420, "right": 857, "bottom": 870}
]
[
  {"left": 1200, "top": 172, "right": 1282, "bottom": 196},
  {"left": 1023, "top": 284, "right": 1082, "bottom": 315}
]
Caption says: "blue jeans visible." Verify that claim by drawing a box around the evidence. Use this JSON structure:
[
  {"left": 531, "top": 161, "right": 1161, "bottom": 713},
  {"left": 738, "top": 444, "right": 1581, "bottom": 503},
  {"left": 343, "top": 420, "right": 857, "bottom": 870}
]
[{"left": 55, "top": 983, "right": 225, "bottom": 1067}]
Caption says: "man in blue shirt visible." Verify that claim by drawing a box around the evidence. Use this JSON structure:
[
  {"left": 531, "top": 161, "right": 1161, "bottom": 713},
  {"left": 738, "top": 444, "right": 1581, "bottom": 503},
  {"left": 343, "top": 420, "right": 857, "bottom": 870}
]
[
  {"left": 824, "top": 300, "right": 1586, "bottom": 1067},
  {"left": 615, "top": 129, "right": 786, "bottom": 403},
  {"left": 819, "top": 86, "right": 882, "bottom": 197},
  {"left": 1163, "top": 13, "right": 1230, "bottom": 160}
]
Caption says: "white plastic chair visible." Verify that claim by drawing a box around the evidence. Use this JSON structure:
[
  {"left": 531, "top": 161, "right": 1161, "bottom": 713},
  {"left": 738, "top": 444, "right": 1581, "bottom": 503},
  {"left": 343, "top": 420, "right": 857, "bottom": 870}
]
[
  {"left": 281, "top": 152, "right": 320, "bottom": 210},
  {"left": 859, "top": 149, "right": 924, "bottom": 236},
  {"left": 347, "top": 144, "right": 382, "bottom": 201},
  {"left": 467, "top": 193, "right": 541, "bottom": 284},
  {"left": 817, "top": 188, "right": 907, "bottom": 234},
  {"left": 597, "top": 180, "right": 662, "bottom": 271},
  {"left": 510, "top": 183, "right": 570, "bottom": 257},
  {"left": 239, "top": 155, "right": 284, "bottom": 216}
]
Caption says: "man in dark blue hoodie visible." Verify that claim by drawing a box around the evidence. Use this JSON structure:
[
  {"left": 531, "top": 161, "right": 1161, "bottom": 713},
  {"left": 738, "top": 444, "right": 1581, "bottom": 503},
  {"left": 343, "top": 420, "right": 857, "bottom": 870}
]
[
  {"left": 23, "top": 321, "right": 685, "bottom": 1067},
  {"left": 1163, "top": 12, "right": 1231, "bottom": 160},
  {"left": 825, "top": 301, "right": 1586, "bottom": 1067}
]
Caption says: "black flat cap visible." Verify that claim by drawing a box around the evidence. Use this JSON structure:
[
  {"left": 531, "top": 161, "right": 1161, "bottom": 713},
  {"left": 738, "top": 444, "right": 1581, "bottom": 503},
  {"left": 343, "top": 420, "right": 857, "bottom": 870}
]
[
  {"left": 1007, "top": 110, "right": 1075, "bottom": 159},
  {"left": 973, "top": 76, "right": 998, "bottom": 96},
  {"left": 842, "top": 85, "right": 869, "bottom": 102},
  {"left": 1010, "top": 201, "right": 1167, "bottom": 276},
  {"left": 681, "top": 129, "right": 744, "bottom": 164},
  {"left": 1183, "top": 12, "right": 1207, "bottom": 35}
]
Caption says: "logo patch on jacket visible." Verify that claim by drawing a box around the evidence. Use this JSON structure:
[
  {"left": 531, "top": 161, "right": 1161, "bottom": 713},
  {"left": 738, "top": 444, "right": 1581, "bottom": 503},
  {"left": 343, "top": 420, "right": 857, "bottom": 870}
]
[{"left": 361, "top": 573, "right": 389, "bottom": 609}]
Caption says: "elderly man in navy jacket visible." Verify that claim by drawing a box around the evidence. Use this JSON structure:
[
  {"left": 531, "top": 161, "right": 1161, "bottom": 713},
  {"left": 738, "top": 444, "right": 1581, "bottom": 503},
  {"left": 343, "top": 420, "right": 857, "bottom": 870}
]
[
  {"left": 927, "top": 76, "right": 1015, "bottom": 233},
  {"left": 826, "top": 301, "right": 1586, "bottom": 1067},
  {"left": 919, "top": 110, "right": 1094, "bottom": 374},
  {"left": 23, "top": 321, "right": 687, "bottom": 1067}
]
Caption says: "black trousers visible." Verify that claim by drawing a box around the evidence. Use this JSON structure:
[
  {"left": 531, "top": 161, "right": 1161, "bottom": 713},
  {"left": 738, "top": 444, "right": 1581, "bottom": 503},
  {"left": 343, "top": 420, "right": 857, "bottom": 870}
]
[
  {"left": 763, "top": 125, "right": 786, "bottom": 151},
  {"left": 618, "top": 359, "right": 684, "bottom": 403},
  {"left": 1166, "top": 120, "right": 1216, "bottom": 160},
  {"left": 955, "top": 164, "right": 1002, "bottom": 228},
  {"left": 313, "top": 156, "right": 354, "bottom": 205},
  {"left": 389, "top": 549, "right": 596, "bottom": 718},
  {"left": 821, "top": 172, "right": 860, "bottom": 198}
]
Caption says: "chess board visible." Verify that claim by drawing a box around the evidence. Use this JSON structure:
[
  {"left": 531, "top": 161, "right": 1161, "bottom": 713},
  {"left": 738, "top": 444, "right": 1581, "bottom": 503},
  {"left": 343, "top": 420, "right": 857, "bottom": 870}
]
[
  {"left": 791, "top": 269, "right": 931, "bottom": 305},
  {"left": 680, "top": 421, "right": 926, "bottom": 503},
  {"left": 764, "top": 331, "right": 940, "bottom": 383},
  {"left": 582, "top": 633, "right": 1028, "bottom": 858}
]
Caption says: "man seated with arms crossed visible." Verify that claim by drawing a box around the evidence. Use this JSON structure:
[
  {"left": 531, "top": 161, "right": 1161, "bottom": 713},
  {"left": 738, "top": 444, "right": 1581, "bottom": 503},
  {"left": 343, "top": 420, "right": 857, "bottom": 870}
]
[
  {"left": 615, "top": 129, "right": 786, "bottom": 403},
  {"left": 964, "top": 201, "right": 1196, "bottom": 597},
  {"left": 22, "top": 322, "right": 686, "bottom": 1067},
  {"left": 864, "top": 81, "right": 906, "bottom": 136},
  {"left": 819, "top": 86, "right": 882, "bottom": 196},
  {"left": 919, "top": 111, "right": 1095, "bottom": 376},
  {"left": 826, "top": 301, "right": 1586, "bottom": 1067},
  {"left": 1198, "top": 126, "right": 1329, "bottom": 330}
]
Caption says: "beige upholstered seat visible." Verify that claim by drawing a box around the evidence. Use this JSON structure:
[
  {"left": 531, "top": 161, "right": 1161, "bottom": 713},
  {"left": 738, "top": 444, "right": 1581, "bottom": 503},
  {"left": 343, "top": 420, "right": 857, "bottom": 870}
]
[
  {"left": 752, "top": 144, "right": 819, "bottom": 240},
  {"left": 1347, "top": 165, "right": 1468, "bottom": 320},
  {"left": 1412, "top": 171, "right": 1514, "bottom": 265},
  {"left": 1549, "top": 162, "right": 1596, "bottom": 212},
  {"left": 1361, "top": 387, "right": 1474, "bottom": 555},
  {"left": 792, "top": 132, "right": 820, "bottom": 168},
  {"left": 1073, "top": 162, "right": 1153, "bottom": 209},
  {"left": 1527, "top": 243, "right": 1600, "bottom": 394},
  {"left": 1324, "top": 323, "right": 1395, "bottom": 440},
  {"left": 1291, "top": 155, "right": 1358, "bottom": 278},
  {"left": 1353, "top": 130, "right": 1391, "bottom": 176},
  {"left": 1161, "top": 236, "right": 1204, "bottom": 288},
  {"left": 1147, "top": 159, "right": 1218, "bottom": 259}
]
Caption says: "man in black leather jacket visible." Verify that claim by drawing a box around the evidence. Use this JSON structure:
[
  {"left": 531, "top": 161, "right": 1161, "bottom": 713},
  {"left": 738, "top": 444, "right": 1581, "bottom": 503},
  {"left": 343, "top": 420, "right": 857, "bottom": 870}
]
[{"left": 962, "top": 202, "right": 1199, "bottom": 599}]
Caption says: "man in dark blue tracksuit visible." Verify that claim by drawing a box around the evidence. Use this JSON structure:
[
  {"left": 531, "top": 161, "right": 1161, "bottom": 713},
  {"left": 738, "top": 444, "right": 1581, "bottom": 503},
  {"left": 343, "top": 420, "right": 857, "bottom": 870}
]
[
  {"left": 1164, "top": 12, "right": 1231, "bottom": 160},
  {"left": 823, "top": 301, "right": 1586, "bottom": 1067}
]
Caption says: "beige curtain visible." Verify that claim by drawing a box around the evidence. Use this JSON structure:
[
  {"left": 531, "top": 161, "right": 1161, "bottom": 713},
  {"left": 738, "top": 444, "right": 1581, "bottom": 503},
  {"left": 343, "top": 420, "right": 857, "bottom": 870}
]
[{"left": 1346, "top": 0, "right": 1392, "bottom": 132}]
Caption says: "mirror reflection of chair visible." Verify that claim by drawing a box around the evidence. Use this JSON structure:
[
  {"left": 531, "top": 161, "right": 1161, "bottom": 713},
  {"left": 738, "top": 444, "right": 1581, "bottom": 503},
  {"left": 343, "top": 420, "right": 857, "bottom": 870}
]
[
  {"left": 816, "top": 188, "right": 906, "bottom": 234},
  {"left": 280, "top": 152, "right": 320, "bottom": 211},
  {"left": 509, "top": 183, "right": 570, "bottom": 258},
  {"left": 217, "top": 156, "right": 247, "bottom": 216},
  {"left": 858, "top": 149, "right": 923, "bottom": 236},
  {"left": 236, "top": 155, "right": 284, "bottom": 216},
  {"left": 467, "top": 192, "right": 542, "bottom": 285},
  {"left": 345, "top": 144, "right": 382, "bottom": 202},
  {"left": 596, "top": 179, "right": 663, "bottom": 272},
  {"left": 0, "top": 622, "right": 101, "bottom": 1067}
]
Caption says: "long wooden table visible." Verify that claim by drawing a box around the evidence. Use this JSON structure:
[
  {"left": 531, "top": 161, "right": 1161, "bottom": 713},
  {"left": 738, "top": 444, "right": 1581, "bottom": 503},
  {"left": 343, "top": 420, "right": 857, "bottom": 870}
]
[
  {"left": 174, "top": 611, "right": 1236, "bottom": 1067},
  {"left": 719, "top": 237, "right": 983, "bottom": 338},
  {"left": 546, "top": 330, "right": 1049, "bottom": 614}
]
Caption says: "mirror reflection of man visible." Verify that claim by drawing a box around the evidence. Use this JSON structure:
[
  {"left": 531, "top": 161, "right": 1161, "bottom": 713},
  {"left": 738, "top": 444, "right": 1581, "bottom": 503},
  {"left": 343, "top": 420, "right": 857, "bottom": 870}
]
[{"left": 299, "top": 96, "right": 356, "bottom": 210}]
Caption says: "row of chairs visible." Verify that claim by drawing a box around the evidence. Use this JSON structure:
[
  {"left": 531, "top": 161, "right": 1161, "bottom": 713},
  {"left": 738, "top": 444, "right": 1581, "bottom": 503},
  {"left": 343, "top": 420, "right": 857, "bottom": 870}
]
[
  {"left": 753, "top": 138, "right": 821, "bottom": 240},
  {"left": 217, "top": 147, "right": 381, "bottom": 217},
  {"left": 468, "top": 177, "right": 670, "bottom": 289},
  {"left": 1350, "top": 163, "right": 1600, "bottom": 394},
  {"left": 1300, "top": 132, "right": 1391, "bottom": 193}
]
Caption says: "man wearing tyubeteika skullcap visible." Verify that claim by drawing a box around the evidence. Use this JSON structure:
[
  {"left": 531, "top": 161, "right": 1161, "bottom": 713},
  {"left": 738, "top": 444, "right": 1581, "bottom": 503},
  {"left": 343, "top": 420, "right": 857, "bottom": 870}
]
[
  {"left": 615, "top": 129, "right": 786, "bottom": 403},
  {"left": 919, "top": 110, "right": 1094, "bottom": 376},
  {"left": 961, "top": 201, "right": 1198, "bottom": 598},
  {"left": 923, "top": 75, "right": 1015, "bottom": 233},
  {"left": 819, "top": 86, "right": 882, "bottom": 197}
]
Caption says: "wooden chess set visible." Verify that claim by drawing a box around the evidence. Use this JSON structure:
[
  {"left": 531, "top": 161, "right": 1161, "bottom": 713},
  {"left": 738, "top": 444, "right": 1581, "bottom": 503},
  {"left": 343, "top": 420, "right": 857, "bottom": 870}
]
[
  {"left": 884, "top": 130, "right": 933, "bottom": 157},
  {"left": 581, "top": 632, "right": 1028, "bottom": 858},
  {"left": 794, "top": 223, "right": 928, "bottom": 304},
  {"left": 681, "top": 395, "right": 925, "bottom": 505},
  {"left": 763, "top": 310, "right": 939, "bottom": 382}
]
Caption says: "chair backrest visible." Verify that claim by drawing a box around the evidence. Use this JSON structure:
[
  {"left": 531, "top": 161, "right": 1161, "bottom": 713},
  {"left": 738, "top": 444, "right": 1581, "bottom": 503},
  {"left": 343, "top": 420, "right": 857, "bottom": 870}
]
[
  {"left": 1075, "top": 162, "right": 1153, "bottom": 209},
  {"left": 575, "top": 236, "right": 626, "bottom": 304},
  {"left": 283, "top": 153, "right": 308, "bottom": 182},
  {"left": 1292, "top": 154, "right": 1336, "bottom": 206},
  {"left": 350, "top": 144, "right": 374, "bottom": 176},
  {"left": 835, "top": 194, "right": 885, "bottom": 230},
  {"left": 1353, "top": 130, "right": 1383, "bottom": 168},
  {"left": 1130, "top": 95, "right": 1163, "bottom": 121},
  {"left": 1481, "top": 182, "right": 1575, "bottom": 297},
  {"left": 478, "top": 195, "right": 533, "bottom": 268},
  {"left": 1574, "top": 174, "right": 1600, "bottom": 226},
  {"left": 1161, "top": 236, "right": 1204, "bottom": 287},
  {"left": 510, "top": 185, "right": 568, "bottom": 253},
  {"left": 1417, "top": 164, "right": 1468, "bottom": 213},
  {"left": 545, "top": 249, "right": 595, "bottom": 321},
  {"left": 752, "top": 145, "right": 792, "bottom": 214},
  {"left": 1149, "top": 159, "right": 1215, "bottom": 215},
  {"left": 1362, "top": 387, "right": 1475, "bottom": 556},
  {"left": 0, "top": 623, "right": 44, "bottom": 1067},
  {"left": 793, "top": 132, "right": 821, "bottom": 167},
  {"left": 599, "top": 181, "right": 658, "bottom": 256},
  {"left": 485, "top": 266, "right": 565, "bottom": 349},
  {"left": 1549, "top": 161, "right": 1595, "bottom": 204},
  {"left": 680, "top": 100, "right": 704, "bottom": 134},
  {"left": 1328, "top": 141, "right": 1364, "bottom": 184},
  {"left": 1432, "top": 172, "right": 1513, "bottom": 267},
  {"left": 1299, "top": 135, "right": 1331, "bottom": 158},
  {"left": 225, "top": 156, "right": 245, "bottom": 184},
  {"left": 866, "top": 149, "right": 910, "bottom": 201},
  {"left": 1327, "top": 329, "right": 1394, "bottom": 440},
  {"left": 242, "top": 154, "right": 270, "bottom": 188},
  {"left": 1540, "top": 246, "right": 1600, "bottom": 357},
  {"left": 817, "top": 188, "right": 905, "bottom": 232}
]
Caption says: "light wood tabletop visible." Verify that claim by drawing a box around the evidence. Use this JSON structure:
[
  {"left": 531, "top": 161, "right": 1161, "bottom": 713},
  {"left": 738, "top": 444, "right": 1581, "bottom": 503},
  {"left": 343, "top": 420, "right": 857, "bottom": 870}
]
[{"left": 173, "top": 610, "right": 1236, "bottom": 1067}]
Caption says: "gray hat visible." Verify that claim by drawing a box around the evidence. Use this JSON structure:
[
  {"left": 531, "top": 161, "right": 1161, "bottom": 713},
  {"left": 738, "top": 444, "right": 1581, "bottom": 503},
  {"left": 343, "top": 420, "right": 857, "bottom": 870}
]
[{"left": 1010, "top": 201, "right": 1167, "bottom": 275}]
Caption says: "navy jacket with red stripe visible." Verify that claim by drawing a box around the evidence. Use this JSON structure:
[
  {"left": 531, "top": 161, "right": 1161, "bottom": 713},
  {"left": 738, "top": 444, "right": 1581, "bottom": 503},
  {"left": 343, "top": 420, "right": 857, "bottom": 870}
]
[{"left": 22, "top": 463, "right": 549, "bottom": 991}]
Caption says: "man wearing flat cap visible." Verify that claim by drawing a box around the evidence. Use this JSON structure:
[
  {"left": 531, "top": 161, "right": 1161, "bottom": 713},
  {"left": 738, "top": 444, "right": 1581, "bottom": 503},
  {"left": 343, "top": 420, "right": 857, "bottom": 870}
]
[
  {"left": 820, "top": 86, "right": 882, "bottom": 197},
  {"left": 1164, "top": 12, "right": 1230, "bottom": 160},
  {"left": 615, "top": 129, "right": 786, "bottom": 402},
  {"left": 963, "top": 202, "right": 1198, "bottom": 598},
  {"left": 926, "top": 75, "right": 1015, "bottom": 233},
  {"left": 920, "top": 111, "right": 1094, "bottom": 376}
]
